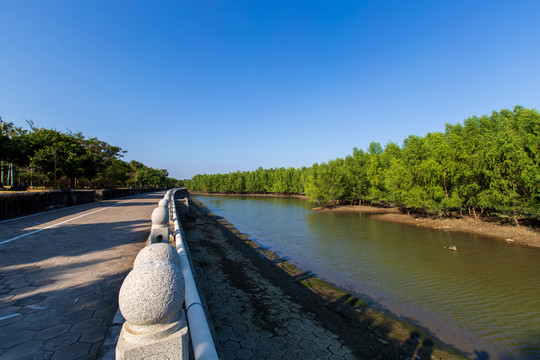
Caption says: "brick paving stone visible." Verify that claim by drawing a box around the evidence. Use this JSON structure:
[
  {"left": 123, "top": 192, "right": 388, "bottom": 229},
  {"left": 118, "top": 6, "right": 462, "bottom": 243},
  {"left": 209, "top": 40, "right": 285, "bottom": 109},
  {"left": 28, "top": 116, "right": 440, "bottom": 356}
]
[
  {"left": 299, "top": 339, "right": 317, "bottom": 350},
  {"left": 222, "top": 349, "right": 236, "bottom": 360},
  {"left": 18, "top": 304, "right": 49, "bottom": 314},
  {"left": 235, "top": 348, "right": 254, "bottom": 359},
  {"left": 51, "top": 342, "right": 91, "bottom": 360},
  {"left": 298, "top": 348, "right": 317, "bottom": 360},
  {"left": 223, "top": 340, "right": 241, "bottom": 351},
  {"left": 22, "top": 307, "right": 56, "bottom": 319},
  {"left": 70, "top": 317, "right": 103, "bottom": 333},
  {"left": 0, "top": 340, "right": 45, "bottom": 360},
  {"left": 33, "top": 323, "right": 71, "bottom": 340},
  {"left": 0, "top": 330, "right": 37, "bottom": 348},
  {"left": 287, "top": 333, "right": 303, "bottom": 345},
  {"left": 329, "top": 344, "right": 348, "bottom": 356},
  {"left": 228, "top": 331, "right": 245, "bottom": 342},
  {"left": 312, "top": 345, "right": 334, "bottom": 358},
  {"left": 299, "top": 330, "right": 316, "bottom": 340},
  {"left": 61, "top": 310, "right": 94, "bottom": 324},
  {"left": 15, "top": 295, "right": 47, "bottom": 306},
  {"left": 287, "top": 323, "right": 302, "bottom": 334},
  {"left": 0, "top": 294, "right": 14, "bottom": 303},
  {"left": 79, "top": 325, "right": 110, "bottom": 343},
  {"left": 240, "top": 338, "right": 258, "bottom": 349},
  {"left": 0, "top": 306, "right": 21, "bottom": 317},
  {"left": 268, "top": 343, "right": 287, "bottom": 356},
  {"left": 93, "top": 303, "right": 117, "bottom": 320},
  {"left": 40, "top": 332, "right": 81, "bottom": 352},
  {"left": 253, "top": 347, "right": 271, "bottom": 358},
  {"left": 26, "top": 316, "right": 63, "bottom": 330},
  {"left": 267, "top": 354, "right": 287, "bottom": 360},
  {"left": 14, "top": 351, "right": 54, "bottom": 360},
  {"left": 78, "top": 356, "right": 98, "bottom": 360},
  {"left": 60, "top": 303, "right": 87, "bottom": 315},
  {"left": 0, "top": 314, "right": 22, "bottom": 327},
  {"left": 0, "top": 192, "right": 162, "bottom": 359},
  {"left": 81, "top": 295, "right": 112, "bottom": 311},
  {"left": 87, "top": 341, "right": 105, "bottom": 359}
]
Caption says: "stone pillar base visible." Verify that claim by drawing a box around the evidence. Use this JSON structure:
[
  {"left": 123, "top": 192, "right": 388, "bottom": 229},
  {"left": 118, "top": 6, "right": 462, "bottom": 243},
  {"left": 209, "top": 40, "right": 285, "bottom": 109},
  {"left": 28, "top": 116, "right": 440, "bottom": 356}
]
[{"left": 116, "top": 312, "right": 189, "bottom": 360}]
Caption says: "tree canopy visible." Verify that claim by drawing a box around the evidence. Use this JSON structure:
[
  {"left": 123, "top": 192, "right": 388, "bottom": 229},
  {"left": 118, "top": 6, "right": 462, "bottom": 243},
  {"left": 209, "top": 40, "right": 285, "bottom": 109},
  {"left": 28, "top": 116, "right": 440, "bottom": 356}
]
[
  {"left": 185, "top": 106, "right": 540, "bottom": 222},
  {"left": 0, "top": 119, "right": 179, "bottom": 189}
]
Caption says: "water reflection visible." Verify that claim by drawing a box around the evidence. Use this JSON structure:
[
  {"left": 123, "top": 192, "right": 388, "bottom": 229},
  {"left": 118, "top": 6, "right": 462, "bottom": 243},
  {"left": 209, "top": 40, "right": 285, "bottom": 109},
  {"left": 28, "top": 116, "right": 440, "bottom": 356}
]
[{"left": 194, "top": 195, "right": 540, "bottom": 359}]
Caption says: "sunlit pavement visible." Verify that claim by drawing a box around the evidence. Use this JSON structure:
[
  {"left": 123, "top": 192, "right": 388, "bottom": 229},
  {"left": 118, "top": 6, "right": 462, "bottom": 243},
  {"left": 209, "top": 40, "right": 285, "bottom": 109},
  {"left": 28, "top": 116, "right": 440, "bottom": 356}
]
[{"left": 0, "top": 192, "right": 163, "bottom": 360}]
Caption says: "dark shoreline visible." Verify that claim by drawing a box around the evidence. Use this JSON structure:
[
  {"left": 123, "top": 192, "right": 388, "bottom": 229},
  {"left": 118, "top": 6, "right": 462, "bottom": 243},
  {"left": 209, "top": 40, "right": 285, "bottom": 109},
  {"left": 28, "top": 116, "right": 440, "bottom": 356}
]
[{"left": 188, "top": 194, "right": 467, "bottom": 359}]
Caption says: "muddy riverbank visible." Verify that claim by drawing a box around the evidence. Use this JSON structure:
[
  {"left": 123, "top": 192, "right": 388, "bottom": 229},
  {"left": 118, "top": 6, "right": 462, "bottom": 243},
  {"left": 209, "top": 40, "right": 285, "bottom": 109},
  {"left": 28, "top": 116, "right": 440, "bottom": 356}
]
[{"left": 187, "top": 195, "right": 466, "bottom": 359}]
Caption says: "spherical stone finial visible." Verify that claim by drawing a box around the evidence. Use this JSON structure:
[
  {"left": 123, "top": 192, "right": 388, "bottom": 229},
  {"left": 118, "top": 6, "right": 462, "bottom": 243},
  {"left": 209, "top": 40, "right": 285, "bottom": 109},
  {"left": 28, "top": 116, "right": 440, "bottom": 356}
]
[
  {"left": 158, "top": 198, "right": 168, "bottom": 208},
  {"left": 119, "top": 260, "right": 185, "bottom": 326},
  {"left": 134, "top": 243, "right": 181, "bottom": 270},
  {"left": 151, "top": 206, "right": 169, "bottom": 227}
]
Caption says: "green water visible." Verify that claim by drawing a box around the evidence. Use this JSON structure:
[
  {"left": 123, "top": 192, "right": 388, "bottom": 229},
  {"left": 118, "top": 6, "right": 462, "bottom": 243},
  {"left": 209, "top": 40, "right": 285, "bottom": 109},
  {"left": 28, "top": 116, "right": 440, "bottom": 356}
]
[{"left": 194, "top": 194, "right": 540, "bottom": 359}]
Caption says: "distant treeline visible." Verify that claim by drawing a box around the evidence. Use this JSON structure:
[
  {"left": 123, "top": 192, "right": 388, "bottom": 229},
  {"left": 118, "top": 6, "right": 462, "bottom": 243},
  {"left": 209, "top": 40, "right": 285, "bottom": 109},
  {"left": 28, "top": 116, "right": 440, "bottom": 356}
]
[
  {"left": 0, "top": 118, "right": 180, "bottom": 189},
  {"left": 185, "top": 106, "right": 539, "bottom": 222}
]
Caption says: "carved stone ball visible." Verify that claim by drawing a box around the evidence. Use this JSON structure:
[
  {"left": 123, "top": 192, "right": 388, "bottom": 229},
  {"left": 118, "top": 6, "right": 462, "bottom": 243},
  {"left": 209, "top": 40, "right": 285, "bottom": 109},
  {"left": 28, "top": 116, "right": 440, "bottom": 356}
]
[
  {"left": 151, "top": 206, "right": 169, "bottom": 226},
  {"left": 133, "top": 243, "right": 182, "bottom": 270},
  {"left": 119, "top": 260, "right": 185, "bottom": 326},
  {"left": 158, "top": 198, "right": 168, "bottom": 208}
]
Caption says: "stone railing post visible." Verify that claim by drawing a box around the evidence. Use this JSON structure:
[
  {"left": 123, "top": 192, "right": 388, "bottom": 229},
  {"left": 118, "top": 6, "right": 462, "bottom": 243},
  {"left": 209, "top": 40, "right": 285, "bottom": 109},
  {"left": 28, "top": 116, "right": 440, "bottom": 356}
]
[
  {"left": 149, "top": 199, "right": 169, "bottom": 243},
  {"left": 116, "top": 243, "right": 188, "bottom": 359}
]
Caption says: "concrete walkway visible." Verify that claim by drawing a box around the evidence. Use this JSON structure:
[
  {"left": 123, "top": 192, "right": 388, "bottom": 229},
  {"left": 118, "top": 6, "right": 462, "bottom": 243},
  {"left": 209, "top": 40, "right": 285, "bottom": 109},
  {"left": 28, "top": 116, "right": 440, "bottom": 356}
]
[{"left": 0, "top": 191, "right": 164, "bottom": 360}]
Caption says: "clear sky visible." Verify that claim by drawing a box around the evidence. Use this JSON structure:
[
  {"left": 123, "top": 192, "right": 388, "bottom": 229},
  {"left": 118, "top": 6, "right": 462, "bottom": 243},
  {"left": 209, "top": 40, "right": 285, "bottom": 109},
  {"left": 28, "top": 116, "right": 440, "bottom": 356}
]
[{"left": 1, "top": 1, "right": 539, "bottom": 179}]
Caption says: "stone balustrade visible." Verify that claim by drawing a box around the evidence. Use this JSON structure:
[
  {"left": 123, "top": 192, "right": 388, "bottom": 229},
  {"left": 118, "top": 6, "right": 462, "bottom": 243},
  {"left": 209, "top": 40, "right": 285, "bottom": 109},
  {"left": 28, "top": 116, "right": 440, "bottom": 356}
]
[
  {"left": 116, "top": 189, "right": 218, "bottom": 360},
  {"left": 149, "top": 197, "right": 170, "bottom": 243}
]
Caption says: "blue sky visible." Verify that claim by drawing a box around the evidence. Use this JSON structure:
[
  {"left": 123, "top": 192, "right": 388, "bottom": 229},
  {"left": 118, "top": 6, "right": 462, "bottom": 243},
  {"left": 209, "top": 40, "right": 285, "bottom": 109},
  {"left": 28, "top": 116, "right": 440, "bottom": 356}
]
[{"left": 1, "top": 1, "right": 539, "bottom": 179}]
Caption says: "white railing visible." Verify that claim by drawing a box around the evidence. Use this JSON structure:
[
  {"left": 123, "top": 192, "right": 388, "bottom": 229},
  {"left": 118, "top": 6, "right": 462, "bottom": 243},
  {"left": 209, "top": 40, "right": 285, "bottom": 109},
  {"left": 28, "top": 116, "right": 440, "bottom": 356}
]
[
  {"left": 115, "top": 189, "right": 218, "bottom": 360},
  {"left": 171, "top": 188, "right": 219, "bottom": 360}
]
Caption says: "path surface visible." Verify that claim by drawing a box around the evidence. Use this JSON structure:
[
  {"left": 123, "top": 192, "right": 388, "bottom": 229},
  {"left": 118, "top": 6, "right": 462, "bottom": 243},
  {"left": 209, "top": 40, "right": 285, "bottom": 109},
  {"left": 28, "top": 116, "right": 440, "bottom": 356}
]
[
  {"left": 0, "top": 191, "right": 164, "bottom": 360},
  {"left": 185, "top": 201, "right": 358, "bottom": 360}
]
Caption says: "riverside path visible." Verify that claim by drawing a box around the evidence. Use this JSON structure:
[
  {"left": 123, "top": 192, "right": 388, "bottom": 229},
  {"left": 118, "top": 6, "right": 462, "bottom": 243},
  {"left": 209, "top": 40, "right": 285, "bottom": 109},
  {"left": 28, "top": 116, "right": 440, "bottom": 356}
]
[{"left": 0, "top": 191, "right": 164, "bottom": 360}]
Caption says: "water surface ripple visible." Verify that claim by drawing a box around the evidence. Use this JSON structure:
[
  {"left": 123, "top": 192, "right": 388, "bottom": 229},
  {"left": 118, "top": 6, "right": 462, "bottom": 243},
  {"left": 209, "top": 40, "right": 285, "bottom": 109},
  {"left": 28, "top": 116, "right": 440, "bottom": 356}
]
[{"left": 194, "top": 195, "right": 540, "bottom": 359}]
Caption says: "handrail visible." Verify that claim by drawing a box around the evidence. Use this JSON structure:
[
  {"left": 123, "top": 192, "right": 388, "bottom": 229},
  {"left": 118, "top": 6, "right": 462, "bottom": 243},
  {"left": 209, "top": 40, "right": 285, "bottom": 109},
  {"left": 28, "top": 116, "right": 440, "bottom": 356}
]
[{"left": 171, "top": 189, "right": 219, "bottom": 360}]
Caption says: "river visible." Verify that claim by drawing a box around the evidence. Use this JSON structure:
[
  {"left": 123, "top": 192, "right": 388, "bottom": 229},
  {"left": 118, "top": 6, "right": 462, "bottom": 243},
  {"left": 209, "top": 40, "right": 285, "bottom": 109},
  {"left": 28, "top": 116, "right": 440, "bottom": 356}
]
[{"left": 193, "top": 194, "right": 540, "bottom": 359}]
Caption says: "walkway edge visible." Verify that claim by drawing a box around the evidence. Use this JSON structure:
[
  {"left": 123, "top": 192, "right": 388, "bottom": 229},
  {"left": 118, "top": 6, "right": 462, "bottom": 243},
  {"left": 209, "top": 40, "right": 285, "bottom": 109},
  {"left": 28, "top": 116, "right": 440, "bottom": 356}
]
[{"left": 172, "top": 189, "right": 219, "bottom": 360}]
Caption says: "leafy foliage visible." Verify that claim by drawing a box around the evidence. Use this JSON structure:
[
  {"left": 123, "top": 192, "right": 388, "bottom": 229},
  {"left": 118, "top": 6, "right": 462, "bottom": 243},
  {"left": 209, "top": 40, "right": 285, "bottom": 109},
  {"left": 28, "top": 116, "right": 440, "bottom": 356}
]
[
  {"left": 186, "top": 106, "right": 540, "bottom": 220},
  {"left": 0, "top": 120, "right": 179, "bottom": 189}
]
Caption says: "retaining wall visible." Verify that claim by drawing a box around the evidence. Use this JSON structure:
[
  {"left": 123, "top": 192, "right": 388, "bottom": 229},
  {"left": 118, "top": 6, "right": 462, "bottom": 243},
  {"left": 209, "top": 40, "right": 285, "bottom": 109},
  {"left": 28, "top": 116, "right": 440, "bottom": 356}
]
[{"left": 0, "top": 188, "right": 155, "bottom": 220}]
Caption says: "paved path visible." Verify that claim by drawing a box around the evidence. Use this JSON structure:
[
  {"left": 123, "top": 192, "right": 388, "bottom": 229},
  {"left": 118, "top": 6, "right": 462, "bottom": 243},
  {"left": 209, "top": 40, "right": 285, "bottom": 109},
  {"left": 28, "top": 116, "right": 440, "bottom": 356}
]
[
  {"left": 185, "top": 201, "right": 358, "bottom": 360},
  {"left": 0, "top": 191, "right": 164, "bottom": 360}
]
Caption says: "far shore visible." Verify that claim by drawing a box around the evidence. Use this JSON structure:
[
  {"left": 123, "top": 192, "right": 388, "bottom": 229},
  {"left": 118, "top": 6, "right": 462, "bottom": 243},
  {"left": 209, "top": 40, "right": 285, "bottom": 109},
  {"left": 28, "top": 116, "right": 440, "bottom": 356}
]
[
  {"left": 189, "top": 191, "right": 540, "bottom": 249},
  {"left": 315, "top": 204, "right": 540, "bottom": 248},
  {"left": 189, "top": 190, "right": 308, "bottom": 199}
]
